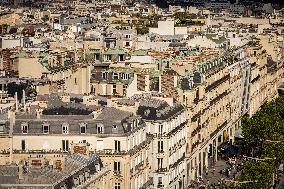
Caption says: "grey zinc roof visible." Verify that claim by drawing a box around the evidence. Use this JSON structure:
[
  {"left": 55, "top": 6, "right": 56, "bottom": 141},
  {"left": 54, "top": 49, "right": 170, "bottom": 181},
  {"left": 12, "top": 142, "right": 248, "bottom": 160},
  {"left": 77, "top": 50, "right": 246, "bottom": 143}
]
[{"left": 13, "top": 107, "right": 138, "bottom": 135}]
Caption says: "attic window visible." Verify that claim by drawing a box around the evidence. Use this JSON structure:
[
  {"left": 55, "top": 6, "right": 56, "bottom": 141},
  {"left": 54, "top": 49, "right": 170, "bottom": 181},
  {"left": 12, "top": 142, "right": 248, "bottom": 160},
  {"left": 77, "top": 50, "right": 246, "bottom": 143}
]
[
  {"left": 113, "top": 73, "right": 119, "bottom": 80},
  {"left": 80, "top": 123, "right": 86, "bottom": 134},
  {"left": 0, "top": 124, "right": 4, "bottom": 133},
  {"left": 62, "top": 123, "right": 69, "bottom": 134},
  {"left": 97, "top": 124, "right": 104, "bottom": 134},
  {"left": 21, "top": 123, "right": 28, "bottom": 134},
  {"left": 113, "top": 125, "right": 117, "bottom": 129},
  {"left": 42, "top": 124, "right": 49, "bottom": 134}
]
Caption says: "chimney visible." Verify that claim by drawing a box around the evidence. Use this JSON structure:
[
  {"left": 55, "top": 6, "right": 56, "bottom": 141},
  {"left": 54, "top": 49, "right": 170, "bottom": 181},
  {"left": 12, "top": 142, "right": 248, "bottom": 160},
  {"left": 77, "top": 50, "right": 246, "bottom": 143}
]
[
  {"left": 15, "top": 92, "right": 18, "bottom": 112},
  {"left": 83, "top": 94, "right": 89, "bottom": 105},
  {"left": 36, "top": 109, "right": 41, "bottom": 119},
  {"left": 134, "top": 101, "right": 140, "bottom": 115},
  {"left": 107, "top": 98, "right": 112, "bottom": 107}
]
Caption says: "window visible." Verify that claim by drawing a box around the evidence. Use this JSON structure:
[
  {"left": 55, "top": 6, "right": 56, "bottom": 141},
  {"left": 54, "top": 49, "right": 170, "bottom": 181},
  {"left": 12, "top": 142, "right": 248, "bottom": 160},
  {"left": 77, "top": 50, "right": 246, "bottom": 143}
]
[
  {"left": 80, "top": 124, "right": 86, "bottom": 134},
  {"left": 112, "top": 125, "right": 117, "bottom": 129},
  {"left": 125, "top": 41, "right": 130, "bottom": 47},
  {"left": 0, "top": 124, "right": 4, "bottom": 133},
  {"left": 97, "top": 125, "right": 104, "bottom": 134},
  {"left": 21, "top": 140, "right": 26, "bottom": 151},
  {"left": 115, "top": 140, "right": 121, "bottom": 152},
  {"left": 113, "top": 84, "right": 117, "bottom": 94},
  {"left": 97, "top": 140, "right": 103, "bottom": 150},
  {"left": 106, "top": 55, "right": 112, "bottom": 61},
  {"left": 114, "top": 161, "right": 121, "bottom": 174},
  {"left": 21, "top": 123, "right": 28, "bottom": 134},
  {"left": 123, "top": 85, "right": 126, "bottom": 95},
  {"left": 62, "top": 140, "right": 69, "bottom": 151},
  {"left": 62, "top": 123, "right": 69, "bottom": 134},
  {"left": 42, "top": 124, "right": 49, "bottom": 134},
  {"left": 158, "top": 177, "right": 163, "bottom": 185},
  {"left": 113, "top": 73, "right": 119, "bottom": 80},
  {"left": 121, "top": 73, "right": 129, "bottom": 80},
  {"left": 102, "top": 72, "right": 108, "bottom": 80},
  {"left": 158, "top": 158, "right": 163, "bottom": 169},
  {"left": 74, "top": 78, "right": 77, "bottom": 85},
  {"left": 125, "top": 34, "right": 131, "bottom": 39},
  {"left": 115, "top": 183, "right": 121, "bottom": 189},
  {"left": 158, "top": 141, "right": 164, "bottom": 153},
  {"left": 158, "top": 124, "right": 163, "bottom": 134}
]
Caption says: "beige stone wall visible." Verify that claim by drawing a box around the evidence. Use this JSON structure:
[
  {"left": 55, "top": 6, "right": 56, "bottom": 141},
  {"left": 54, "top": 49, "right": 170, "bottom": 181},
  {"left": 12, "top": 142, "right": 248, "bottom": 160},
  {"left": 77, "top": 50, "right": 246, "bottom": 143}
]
[{"left": 17, "top": 57, "right": 48, "bottom": 79}]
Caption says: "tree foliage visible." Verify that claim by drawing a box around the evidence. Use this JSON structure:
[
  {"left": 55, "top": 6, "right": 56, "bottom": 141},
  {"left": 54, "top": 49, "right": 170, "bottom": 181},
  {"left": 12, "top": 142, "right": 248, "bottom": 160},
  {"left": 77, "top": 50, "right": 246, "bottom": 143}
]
[{"left": 228, "top": 96, "right": 284, "bottom": 188}]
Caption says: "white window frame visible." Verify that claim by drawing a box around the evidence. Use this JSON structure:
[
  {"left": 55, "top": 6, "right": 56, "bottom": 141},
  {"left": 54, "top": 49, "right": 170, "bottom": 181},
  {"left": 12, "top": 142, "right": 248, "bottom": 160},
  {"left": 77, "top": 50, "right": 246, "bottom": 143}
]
[
  {"left": 62, "top": 123, "right": 69, "bottom": 134},
  {"left": 102, "top": 72, "right": 108, "bottom": 80},
  {"left": 115, "top": 183, "right": 121, "bottom": 189},
  {"left": 80, "top": 123, "right": 87, "bottom": 134},
  {"left": 113, "top": 73, "right": 119, "bottom": 80},
  {"left": 21, "top": 123, "right": 28, "bottom": 134},
  {"left": 97, "top": 124, "right": 104, "bottom": 134},
  {"left": 42, "top": 124, "right": 49, "bottom": 134}
]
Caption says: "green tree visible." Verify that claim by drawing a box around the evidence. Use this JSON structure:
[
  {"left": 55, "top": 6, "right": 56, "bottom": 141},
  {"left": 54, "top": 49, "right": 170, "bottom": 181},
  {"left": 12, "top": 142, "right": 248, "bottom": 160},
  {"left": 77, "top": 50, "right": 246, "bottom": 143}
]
[
  {"left": 136, "top": 26, "right": 149, "bottom": 35},
  {"left": 239, "top": 160, "right": 274, "bottom": 189}
]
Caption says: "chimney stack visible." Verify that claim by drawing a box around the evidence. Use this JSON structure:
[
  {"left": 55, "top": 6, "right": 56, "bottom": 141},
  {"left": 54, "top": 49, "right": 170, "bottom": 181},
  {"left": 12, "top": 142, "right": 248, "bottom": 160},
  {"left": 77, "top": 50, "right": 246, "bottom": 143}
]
[{"left": 15, "top": 92, "right": 18, "bottom": 112}]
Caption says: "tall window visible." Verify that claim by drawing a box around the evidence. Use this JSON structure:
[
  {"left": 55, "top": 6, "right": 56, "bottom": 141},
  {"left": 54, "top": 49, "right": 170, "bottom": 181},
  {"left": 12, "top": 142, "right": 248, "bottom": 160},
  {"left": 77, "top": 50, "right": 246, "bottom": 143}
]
[
  {"left": 158, "top": 177, "right": 163, "bottom": 186},
  {"left": 115, "top": 140, "right": 121, "bottom": 152},
  {"left": 62, "top": 140, "right": 69, "bottom": 151},
  {"left": 158, "top": 141, "right": 164, "bottom": 153},
  {"left": 102, "top": 72, "right": 108, "bottom": 80},
  {"left": 158, "top": 158, "right": 163, "bottom": 169},
  {"left": 114, "top": 161, "right": 121, "bottom": 174},
  {"left": 113, "top": 84, "right": 117, "bottom": 94},
  {"left": 97, "top": 125, "right": 104, "bottom": 134},
  {"left": 113, "top": 73, "right": 119, "bottom": 80},
  {"left": 115, "top": 183, "right": 121, "bottom": 189},
  {"left": 62, "top": 123, "right": 69, "bottom": 134},
  {"left": 21, "top": 123, "right": 28, "bottom": 134},
  {"left": 21, "top": 140, "right": 26, "bottom": 151},
  {"left": 158, "top": 124, "right": 163, "bottom": 134},
  {"left": 80, "top": 124, "right": 86, "bottom": 134}
]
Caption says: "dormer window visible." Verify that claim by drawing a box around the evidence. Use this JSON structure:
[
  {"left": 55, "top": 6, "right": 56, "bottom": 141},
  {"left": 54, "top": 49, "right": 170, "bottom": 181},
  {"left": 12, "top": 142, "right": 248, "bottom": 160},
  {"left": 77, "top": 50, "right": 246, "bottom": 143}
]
[
  {"left": 42, "top": 123, "right": 49, "bottom": 134},
  {"left": 21, "top": 123, "right": 28, "bottom": 134},
  {"left": 102, "top": 72, "right": 108, "bottom": 80},
  {"left": 97, "top": 124, "right": 104, "bottom": 134},
  {"left": 62, "top": 123, "right": 69, "bottom": 134},
  {"left": 80, "top": 123, "right": 86, "bottom": 134},
  {"left": 112, "top": 125, "right": 117, "bottom": 129},
  {"left": 113, "top": 73, "right": 119, "bottom": 80}
]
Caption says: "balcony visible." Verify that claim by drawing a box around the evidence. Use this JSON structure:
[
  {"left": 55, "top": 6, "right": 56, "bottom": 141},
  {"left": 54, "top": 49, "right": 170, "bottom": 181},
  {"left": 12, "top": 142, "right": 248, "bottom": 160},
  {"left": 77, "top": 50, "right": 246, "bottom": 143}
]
[
  {"left": 135, "top": 161, "right": 144, "bottom": 171},
  {"left": 113, "top": 170, "right": 122, "bottom": 176},
  {"left": 191, "top": 141, "right": 200, "bottom": 152},
  {"left": 139, "top": 177, "right": 153, "bottom": 189},
  {"left": 209, "top": 90, "right": 229, "bottom": 106},
  {"left": 156, "top": 168, "right": 168, "bottom": 173},
  {"left": 96, "top": 149, "right": 127, "bottom": 156},
  {"left": 169, "top": 153, "right": 185, "bottom": 169},
  {"left": 205, "top": 74, "right": 230, "bottom": 92}
]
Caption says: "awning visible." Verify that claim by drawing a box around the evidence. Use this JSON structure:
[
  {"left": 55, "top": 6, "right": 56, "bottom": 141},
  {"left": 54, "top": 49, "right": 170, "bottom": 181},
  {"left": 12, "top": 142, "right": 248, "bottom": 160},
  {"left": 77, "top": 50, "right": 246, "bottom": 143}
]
[{"left": 235, "top": 127, "right": 244, "bottom": 139}]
